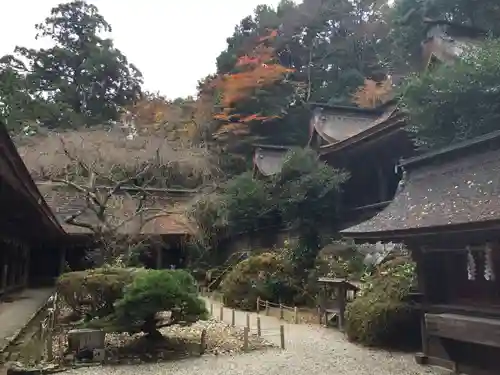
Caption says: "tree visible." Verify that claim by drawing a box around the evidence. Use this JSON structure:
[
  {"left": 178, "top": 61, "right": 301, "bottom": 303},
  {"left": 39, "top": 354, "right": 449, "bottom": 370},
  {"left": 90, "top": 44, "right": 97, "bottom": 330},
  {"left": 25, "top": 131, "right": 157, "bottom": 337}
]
[
  {"left": 0, "top": 55, "right": 42, "bottom": 131},
  {"left": 113, "top": 269, "right": 208, "bottom": 339},
  {"left": 400, "top": 39, "right": 500, "bottom": 150},
  {"left": 50, "top": 139, "right": 175, "bottom": 266},
  {"left": 15, "top": 1, "right": 142, "bottom": 127},
  {"left": 270, "top": 148, "right": 349, "bottom": 273},
  {"left": 203, "top": 0, "right": 393, "bottom": 153},
  {"left": 352, "top": 78, "right": 393, "bottom": 109},
  {"left": 213, "top": 31, "right": 295, "bottom": 139}
]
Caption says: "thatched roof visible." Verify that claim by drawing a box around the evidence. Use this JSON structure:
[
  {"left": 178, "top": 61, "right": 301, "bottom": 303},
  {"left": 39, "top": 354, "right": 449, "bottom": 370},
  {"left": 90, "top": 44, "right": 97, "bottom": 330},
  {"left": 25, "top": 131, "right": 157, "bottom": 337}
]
[
  {"left": 15, "top": 128, "right": 218, "bottom": 185},
  {"left": 37, "top": 183, "right": 195, "bottom": 235}
]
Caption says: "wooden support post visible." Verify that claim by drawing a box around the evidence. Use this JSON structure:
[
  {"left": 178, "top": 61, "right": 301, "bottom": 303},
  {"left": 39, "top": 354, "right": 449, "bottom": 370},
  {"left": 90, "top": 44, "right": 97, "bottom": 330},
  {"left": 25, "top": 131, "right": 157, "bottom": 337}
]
[
  {"left": 210, "top": 303, "right": 213, "bottom": 316},
  {"left": 243, "top": 327, "right": 249, "bottom": 351},
  {"left": 265, "top": 300, "right": 269, "bottom": 316},
  {"left": 256, "top": 296, "right": 260, "bottom": 314},
  {"left": 23, "top": 247, "right": 30, "bottom": 287},
  {"left": 2, "top": 264, "right": 8, "bottom": 292},
  {"left": 156, "top": 247, "right": 163, "bottom": 269},
  {"left": 338, "top": 284, "right": 346, "bottom": 331},
  {"left": 200, "top": 329, "right": 207, "bottom": 355},
  {"left": 256, "top": 316, "right": 261, "bottom": 337},
  {"left": 280, "top": 325, "right": 285, "bottom": 349},
  {"left": 294, "top": 307, "right": 298, "bottom": 324},
  {"left": 317, "top": 306, "right": 322, "bottom": 325},
  {"left": 231, "top": 309, "right": 236, "bottom": 327},
  {"left": 219, "top": 305, "right": 224, "bottom": 321},
  {"left": 59, "top": 247, "right": 66, "bottom": 276},
  {"left": 246, "top": 313, "right": 250, "bottom": 330},
  {"left": 279, "top": 303, "right": 284, "bottom": 320}
]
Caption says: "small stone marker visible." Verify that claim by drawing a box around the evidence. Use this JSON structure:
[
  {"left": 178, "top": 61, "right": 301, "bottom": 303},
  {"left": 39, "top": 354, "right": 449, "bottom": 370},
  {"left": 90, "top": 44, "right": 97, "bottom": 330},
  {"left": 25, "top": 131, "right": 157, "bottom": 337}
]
[{"left": 68, "top": 328, "right": 105, "bottom": 357}]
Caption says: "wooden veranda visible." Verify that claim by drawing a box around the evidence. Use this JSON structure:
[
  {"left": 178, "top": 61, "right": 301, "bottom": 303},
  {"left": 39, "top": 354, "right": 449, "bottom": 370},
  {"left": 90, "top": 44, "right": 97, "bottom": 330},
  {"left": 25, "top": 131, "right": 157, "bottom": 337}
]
[{"left": 0, "top": 121, "right": 67, "bottom": 295}]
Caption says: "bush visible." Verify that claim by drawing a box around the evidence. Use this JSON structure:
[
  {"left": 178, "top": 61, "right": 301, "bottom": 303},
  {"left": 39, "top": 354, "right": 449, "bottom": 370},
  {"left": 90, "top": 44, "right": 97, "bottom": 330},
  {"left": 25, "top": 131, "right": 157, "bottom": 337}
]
[
  {"left": 220, "top": 253, "right": 297, "bottom": 310},
  {"left": 112, "top": 269, "right": 208, "bottom": 338},
  {"left": 344, "top": 258, "right": 420, "bottom": 348},
  {"left": 56, "top": 267, "right": 140, "bottom": 319}
]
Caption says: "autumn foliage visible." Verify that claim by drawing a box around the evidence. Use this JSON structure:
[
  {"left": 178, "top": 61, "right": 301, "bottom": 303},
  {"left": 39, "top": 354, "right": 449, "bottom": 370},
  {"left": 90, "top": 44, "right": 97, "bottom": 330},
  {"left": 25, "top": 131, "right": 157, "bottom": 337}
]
[
  {"left": 352, "top": 78, "right": 393, "bottom": 109},
  {"left": 213, "top": 30, "right": 294, "bottom": 135}
]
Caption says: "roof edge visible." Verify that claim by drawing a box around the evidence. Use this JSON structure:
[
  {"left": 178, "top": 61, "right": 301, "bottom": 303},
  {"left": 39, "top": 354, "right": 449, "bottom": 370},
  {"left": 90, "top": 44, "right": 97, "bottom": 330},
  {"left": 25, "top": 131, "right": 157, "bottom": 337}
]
[
  {"left": 423, "top": 18, "right": 489, "bottom": 36},
  {"left": 308, "top": 99, "right": 396, "bottom": 115},
  {"left": 253, "top": 143, "right": 291, "bottom": 151},
  {"left": 319, "top": 109, "right": 404, "bottom": 155},
  {"left": 400, "top": 130, "right": 500, "bottom": 171}
]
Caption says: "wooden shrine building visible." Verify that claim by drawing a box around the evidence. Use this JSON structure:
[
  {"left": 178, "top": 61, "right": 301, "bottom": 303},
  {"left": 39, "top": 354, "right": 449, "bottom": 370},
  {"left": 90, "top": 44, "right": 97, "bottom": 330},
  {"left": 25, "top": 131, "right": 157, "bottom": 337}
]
[
  {"left": 38, "top": 182, "right": 195, "bottom": 269},
  {"left": 309, "top": 101, "right": 415, "bottom": 222},
  {"left": 342, "top": 130, "right": 500, "bottom": 375},
  {"left": 422, "top": 18, "right": 487, "bottom": 69},
  {"left": 0, "top": 121, "right": 67, "bottom": 295}
]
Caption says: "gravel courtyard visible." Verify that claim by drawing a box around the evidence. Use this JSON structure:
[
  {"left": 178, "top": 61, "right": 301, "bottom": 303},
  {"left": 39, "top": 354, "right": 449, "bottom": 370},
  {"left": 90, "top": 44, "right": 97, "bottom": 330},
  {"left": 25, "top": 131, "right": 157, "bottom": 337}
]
[{"left": 62, "top": 299, "right": 447, "bottom": 375}]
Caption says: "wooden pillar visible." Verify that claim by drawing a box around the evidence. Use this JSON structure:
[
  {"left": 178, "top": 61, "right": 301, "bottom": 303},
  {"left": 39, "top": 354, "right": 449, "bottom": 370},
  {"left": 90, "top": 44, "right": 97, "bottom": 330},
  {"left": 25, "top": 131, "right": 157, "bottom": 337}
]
[
  {"left": 1, "top": 263, "right": 7, "bottom": 292},
  {"left": 7, "top": 252, "right": 14, "bottom": 290},
  {"left": 59, "top": 247, "right": 66, "bottom": 276},
  {"left": 412, "top": 247, "right": 429, "bottom": 362},
  {"left": 23, "top": 246, "right": 30, "bottom": 287},
  {"left": 156, "top": 247, "right": 163, "bottom": 269},
  {"left": 376, "top": 165, "right": 387, "bottom": 202},
  {"left": 338, "top": 283, "right": 346, "bottom": 331}
]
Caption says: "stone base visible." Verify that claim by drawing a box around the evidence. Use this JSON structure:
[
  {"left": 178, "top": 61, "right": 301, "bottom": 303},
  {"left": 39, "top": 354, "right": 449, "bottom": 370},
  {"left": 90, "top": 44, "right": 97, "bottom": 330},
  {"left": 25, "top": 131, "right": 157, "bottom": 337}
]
[{"left": 414, "top": 352, "right": 428, "bottom": 365}]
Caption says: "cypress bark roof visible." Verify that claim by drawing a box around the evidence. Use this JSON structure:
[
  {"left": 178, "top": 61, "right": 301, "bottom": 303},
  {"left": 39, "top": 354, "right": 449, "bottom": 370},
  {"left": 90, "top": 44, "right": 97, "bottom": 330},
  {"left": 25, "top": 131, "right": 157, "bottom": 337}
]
[
  {"left": 342, "top": 130, "right": 500, "bottom": 239},
  {"left": 253, "top": 145, "right": 289, "bottom": 177}
]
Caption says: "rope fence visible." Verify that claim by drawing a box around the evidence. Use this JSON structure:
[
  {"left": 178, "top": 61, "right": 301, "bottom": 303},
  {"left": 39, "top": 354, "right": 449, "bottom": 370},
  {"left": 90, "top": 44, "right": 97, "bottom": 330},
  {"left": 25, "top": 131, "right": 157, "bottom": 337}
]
[{"left": 256, "top": 297, "right": 323, "bottom": 325}]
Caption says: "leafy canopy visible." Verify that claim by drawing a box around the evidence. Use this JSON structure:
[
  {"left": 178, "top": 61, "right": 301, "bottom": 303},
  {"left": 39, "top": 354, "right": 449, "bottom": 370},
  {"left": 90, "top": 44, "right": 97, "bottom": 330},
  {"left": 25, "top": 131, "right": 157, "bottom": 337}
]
[
  {"left": 401, "top": 39, "right": 500, "bottom": 150},
  {"left": 2, "top": 1, "right": 142, "bottom": 130}
]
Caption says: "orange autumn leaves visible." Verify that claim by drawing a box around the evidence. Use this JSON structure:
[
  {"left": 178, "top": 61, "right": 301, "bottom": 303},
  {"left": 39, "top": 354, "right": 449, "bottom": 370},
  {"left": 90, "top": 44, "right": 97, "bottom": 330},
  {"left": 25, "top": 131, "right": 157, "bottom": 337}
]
[
  {"left": 352, "top": 78, "right": 393, "bottom": 109},
  {"left": 213, "top": 30, "right": 294, "bottom": 136}
]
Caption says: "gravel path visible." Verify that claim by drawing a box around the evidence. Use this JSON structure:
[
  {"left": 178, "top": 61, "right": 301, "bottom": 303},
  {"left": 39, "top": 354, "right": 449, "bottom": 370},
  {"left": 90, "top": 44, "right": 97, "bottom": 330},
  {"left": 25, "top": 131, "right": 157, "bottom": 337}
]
[{"left": 62, "top": 298, "right": 447, "bottom": 375}]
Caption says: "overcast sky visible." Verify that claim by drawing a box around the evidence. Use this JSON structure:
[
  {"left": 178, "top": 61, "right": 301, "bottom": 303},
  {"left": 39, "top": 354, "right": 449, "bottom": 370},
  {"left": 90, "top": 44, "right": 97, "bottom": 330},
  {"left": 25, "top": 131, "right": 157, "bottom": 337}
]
[{"left": 0, "top": 0, "right": 290, "bottom": 99}]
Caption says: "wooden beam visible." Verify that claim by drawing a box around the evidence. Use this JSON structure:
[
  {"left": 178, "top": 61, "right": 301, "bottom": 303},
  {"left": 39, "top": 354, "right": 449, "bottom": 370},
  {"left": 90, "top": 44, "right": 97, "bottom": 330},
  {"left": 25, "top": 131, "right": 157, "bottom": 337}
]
[{"left": 426, "top": 313, "right": 500, "bottom": 348}]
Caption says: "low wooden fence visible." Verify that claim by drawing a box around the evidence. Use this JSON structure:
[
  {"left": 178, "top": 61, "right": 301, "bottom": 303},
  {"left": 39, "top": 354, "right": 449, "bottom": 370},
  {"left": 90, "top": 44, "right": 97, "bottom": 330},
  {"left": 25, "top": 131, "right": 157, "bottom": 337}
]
[
  {"left": 256, "top": 297, "right": 324, "bottom": 325},
  {"left": 208, "top": 301, "right": 286, "bottom": 350}
]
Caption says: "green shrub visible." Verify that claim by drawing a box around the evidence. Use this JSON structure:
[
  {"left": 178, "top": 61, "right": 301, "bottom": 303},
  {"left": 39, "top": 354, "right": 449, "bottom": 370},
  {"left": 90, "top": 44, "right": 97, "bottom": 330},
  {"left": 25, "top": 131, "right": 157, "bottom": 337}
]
[
  {"left": 56, "top": 267, "right": 141, "bottom": 318},
  {"left": 112, "top": 269, "right": 207, "bottom": 338},
  {"left": 344, "top": 258, "right": 420, "bottom": 348},
  {"left": 220, "top": 253, "right": 297, "bottom": 310}
]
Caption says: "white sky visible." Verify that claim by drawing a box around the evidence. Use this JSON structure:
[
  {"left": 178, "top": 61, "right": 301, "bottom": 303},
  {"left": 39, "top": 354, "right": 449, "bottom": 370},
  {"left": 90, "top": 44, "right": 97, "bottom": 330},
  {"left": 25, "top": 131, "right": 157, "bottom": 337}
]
[{"left": 0, "top": 0, "right": 290, "bottom": 99}]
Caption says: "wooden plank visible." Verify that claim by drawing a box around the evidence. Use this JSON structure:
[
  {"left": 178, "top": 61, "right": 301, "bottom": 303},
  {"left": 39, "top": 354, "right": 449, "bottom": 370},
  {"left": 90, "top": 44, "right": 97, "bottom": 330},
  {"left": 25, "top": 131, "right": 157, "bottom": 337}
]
[{"left": 425, "top": 313, "right": 500, "bottom": 348}]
